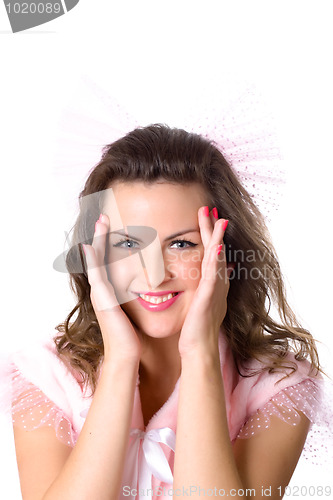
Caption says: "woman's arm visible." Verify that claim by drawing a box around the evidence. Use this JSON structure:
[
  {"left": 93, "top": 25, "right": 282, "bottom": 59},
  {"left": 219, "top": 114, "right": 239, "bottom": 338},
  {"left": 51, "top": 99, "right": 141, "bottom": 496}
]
[
  {"left": 14, "top": 358, "right": 138, "bottom": 500},
  {"left": 233, "top": 408, "right": 310, "bottom": 497},
  {"left": 173, "top": 347, "right": 244, "bottom": 493},
  {"left": 173, "top": 207, "right": 309, "bottom": 499},
  {"left": 173, "top": 347, "right": 310, "bottom": 500},
  {"left": 14, "top": 214, "right": 141, "bottom": 499}
]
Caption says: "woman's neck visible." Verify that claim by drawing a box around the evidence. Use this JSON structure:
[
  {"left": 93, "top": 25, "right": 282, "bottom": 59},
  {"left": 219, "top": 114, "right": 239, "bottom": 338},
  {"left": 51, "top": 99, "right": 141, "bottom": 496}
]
[
  {"left": 139, "top": 333, "right": 181, "bottom": 387},
  {"left": 138, "top": 333, "right": 181, "bottom": 427}
]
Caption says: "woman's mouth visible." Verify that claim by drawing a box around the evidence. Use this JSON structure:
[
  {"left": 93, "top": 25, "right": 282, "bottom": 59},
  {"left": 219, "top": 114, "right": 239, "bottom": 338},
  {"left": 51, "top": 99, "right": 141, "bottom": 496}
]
[{"left": 134, "top": 291, "right": 181, "bottom": 311}]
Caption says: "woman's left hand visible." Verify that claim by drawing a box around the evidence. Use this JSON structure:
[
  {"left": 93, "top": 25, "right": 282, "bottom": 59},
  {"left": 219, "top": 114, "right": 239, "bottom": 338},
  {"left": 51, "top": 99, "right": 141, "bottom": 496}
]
[{"left": 178, "top": 207, "right": 232, "bottom": 357}]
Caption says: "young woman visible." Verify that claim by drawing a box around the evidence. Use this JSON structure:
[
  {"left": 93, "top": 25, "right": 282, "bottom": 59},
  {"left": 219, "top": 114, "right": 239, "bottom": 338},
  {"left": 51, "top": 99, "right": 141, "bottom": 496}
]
[{"left": 8, "top": 125, "right": 324, "bottom": 499}]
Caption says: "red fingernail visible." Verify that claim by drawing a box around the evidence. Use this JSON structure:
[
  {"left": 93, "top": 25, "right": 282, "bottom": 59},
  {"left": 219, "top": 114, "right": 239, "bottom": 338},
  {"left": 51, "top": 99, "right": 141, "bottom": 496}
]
[
  {"left": 203, "top": 206, "right": 209, "bottom": 217},
  {"left": 222, "top": 220, "right": 229, "bottom": 231},
  {"left": 217, "top": 244, "right": 223, "bottom": 256},
  {"left": 212, "top": 207, "right": 218, "bottom": 219}
]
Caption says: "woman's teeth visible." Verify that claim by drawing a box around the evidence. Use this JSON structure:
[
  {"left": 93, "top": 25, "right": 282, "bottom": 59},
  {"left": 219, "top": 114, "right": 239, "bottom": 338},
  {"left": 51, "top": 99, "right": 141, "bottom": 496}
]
[{"left": 138, "top": 293, "right": 177, "bottom": 304}]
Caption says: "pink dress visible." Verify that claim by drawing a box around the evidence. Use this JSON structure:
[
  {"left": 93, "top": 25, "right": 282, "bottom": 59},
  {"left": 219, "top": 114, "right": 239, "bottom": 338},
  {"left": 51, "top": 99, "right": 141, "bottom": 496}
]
[{"left": 1, "top": 332, "right": 331, "bottom": 499}]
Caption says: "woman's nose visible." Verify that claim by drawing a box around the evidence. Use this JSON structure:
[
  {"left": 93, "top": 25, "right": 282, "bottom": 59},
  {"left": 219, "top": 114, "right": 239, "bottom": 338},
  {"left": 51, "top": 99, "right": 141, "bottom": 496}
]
[{"left": 140, "top": 238, "right": 172, "bottom": 290}]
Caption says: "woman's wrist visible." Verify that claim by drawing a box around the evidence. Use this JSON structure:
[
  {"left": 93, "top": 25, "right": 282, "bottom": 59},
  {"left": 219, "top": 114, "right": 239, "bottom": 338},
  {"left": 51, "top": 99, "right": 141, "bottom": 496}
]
[
  {"left": 101, "top": 355, "right": 140, "bottom": 379},
  {"left": 179, "top": 328, "right": 220, "bottom": 363},
  {"left": 180, "top": 342, "right": 221, "bottom": 372}
]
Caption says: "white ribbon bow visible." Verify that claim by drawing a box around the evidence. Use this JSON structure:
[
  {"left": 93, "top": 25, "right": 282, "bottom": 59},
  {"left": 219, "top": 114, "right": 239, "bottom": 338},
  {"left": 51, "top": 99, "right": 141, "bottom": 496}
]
[{"left": 122, "top": 427, "right": 176, "bottom": 500}]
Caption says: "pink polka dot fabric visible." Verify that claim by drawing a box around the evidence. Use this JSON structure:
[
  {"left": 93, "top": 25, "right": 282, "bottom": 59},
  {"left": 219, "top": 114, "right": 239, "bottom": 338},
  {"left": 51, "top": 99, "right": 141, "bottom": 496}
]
[
  {"left": 10, "top": 368, "right": 77, "bottom": 447},
  {"left": 237, "top": 379, "right": 320, "bottom": 438},
  {"left": 236, "top": 377, "right": 333, "bottom": 465},
  {"left": 1, "top": 333, "right": 332, "bottom": 471},
  {"left": 8, "top": 366, "right": 331, "bottom": 464}
]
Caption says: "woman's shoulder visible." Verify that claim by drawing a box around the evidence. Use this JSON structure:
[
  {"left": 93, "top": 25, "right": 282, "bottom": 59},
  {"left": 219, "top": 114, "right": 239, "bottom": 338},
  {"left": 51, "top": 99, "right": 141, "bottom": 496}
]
[
  {"left": 10, "top": 336, "right": 83, "bottom": 394},
  {"left": 218, "top": 332, "right": 324, "bottom": 440},
  {"left": 0, "top": 335, "right": 88, "bottom": 441},
  {"left": 235, "top": 353, "right": 320, "bottom": 408},
  {"left": 219, "top": 331, "right": 321, "bottom": 398}
]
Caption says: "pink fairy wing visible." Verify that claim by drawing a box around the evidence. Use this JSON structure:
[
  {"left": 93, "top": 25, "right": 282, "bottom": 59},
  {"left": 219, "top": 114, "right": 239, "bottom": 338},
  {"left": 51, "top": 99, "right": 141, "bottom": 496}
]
[
  {"left": 182, "top": 80, "right": 286, "bottom": 221},
  {"left": 53, "top": 75, "right": 285, "bottom": 222}
]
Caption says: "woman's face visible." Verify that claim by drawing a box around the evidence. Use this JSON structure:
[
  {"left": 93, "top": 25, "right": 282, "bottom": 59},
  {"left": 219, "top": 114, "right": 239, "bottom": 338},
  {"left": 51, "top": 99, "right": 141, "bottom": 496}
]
[{"left": 103, "top": 180, "right": 210, "bottom": 339}]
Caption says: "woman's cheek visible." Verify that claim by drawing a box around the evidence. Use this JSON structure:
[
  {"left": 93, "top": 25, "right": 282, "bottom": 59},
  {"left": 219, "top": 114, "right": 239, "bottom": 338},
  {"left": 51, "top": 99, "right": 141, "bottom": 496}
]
[
  {"left": 167, "top": 251, "right": 202, "bottom": 284},
  {"left": 107, "top": 258, "right": 139, "bottom": 302}
]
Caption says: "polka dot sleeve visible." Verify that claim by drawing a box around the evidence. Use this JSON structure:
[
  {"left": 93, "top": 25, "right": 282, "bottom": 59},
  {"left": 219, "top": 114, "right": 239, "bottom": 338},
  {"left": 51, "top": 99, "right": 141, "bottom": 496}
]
[
  {"left": 236, "top": 378, "right": 321, "bottom": 439},
  {"left": 11, "top": 367, "right": 77, "bottom": 447}
]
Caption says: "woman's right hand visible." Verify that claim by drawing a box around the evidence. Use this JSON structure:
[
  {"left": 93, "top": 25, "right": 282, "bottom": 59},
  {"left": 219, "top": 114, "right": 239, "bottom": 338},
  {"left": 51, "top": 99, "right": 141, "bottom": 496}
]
[{"left": 83, "top": 214, "right": 142, "bottom": 365}]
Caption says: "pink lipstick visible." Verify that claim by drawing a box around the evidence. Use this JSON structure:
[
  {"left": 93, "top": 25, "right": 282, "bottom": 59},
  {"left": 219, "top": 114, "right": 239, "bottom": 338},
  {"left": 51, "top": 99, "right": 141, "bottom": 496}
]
[{"left": 135, "top": 291, "right": 181, "bottom": 312}]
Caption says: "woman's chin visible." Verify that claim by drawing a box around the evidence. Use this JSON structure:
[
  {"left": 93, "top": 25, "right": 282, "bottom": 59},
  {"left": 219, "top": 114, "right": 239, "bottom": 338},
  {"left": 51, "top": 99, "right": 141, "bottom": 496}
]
[
  {"left": 122, "top": 303, "right": 184, "bottom": 340},
  {"left": 135, "top": 320, "right": 182, "bottom": 341}
]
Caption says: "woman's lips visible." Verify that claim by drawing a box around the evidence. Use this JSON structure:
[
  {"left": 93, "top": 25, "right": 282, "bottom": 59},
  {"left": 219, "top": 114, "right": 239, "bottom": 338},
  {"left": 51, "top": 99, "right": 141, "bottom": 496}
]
[{"left": 134, "top": 291, "right": 182, "bottom": 312}]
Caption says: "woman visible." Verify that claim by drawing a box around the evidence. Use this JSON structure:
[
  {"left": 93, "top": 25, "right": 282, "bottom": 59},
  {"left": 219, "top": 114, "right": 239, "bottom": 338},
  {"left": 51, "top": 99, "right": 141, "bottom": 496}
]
[{"left": 9, "top": 124, "right": 323, "bottom": 499}]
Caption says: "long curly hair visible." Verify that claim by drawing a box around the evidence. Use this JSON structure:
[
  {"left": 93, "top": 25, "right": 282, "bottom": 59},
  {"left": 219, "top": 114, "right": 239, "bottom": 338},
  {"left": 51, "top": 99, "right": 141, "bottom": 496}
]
[{"left": 54, "top": 124, "right": 321, "bottom": 393}]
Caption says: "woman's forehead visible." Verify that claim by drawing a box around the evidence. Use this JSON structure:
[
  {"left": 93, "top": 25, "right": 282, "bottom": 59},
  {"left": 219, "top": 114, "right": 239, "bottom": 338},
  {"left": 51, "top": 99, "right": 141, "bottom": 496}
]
[
  {"left": 101, "top": 182, "right": 207, "bottom": 236},
  {"left": 103, "top": 181, "right": 209, "bottom": 218}
]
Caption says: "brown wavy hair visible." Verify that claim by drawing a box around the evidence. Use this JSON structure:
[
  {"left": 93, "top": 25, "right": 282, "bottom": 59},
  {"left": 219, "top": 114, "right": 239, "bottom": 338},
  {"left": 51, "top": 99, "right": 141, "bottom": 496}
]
[{"left": 54, "top": 124, "right": 321, "bottom": 394}]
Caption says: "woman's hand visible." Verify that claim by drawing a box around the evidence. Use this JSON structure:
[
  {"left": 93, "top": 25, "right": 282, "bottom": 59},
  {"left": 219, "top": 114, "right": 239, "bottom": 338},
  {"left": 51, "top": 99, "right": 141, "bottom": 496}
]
[
  {"left": 178, "top": 207, "right": 231, "bottom": 358},
  {"left": 83, "top": 214, "right": 142, "bottom": 365}
]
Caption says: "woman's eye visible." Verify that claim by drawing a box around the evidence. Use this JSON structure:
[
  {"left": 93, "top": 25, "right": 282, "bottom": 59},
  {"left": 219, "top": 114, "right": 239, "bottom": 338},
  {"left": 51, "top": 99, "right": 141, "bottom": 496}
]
[
  {"left": 113, "top": 239, "right": 140, "bottom": 249},
  {"left": 170, "top": 239, "right": 197, "bottom": 249}
]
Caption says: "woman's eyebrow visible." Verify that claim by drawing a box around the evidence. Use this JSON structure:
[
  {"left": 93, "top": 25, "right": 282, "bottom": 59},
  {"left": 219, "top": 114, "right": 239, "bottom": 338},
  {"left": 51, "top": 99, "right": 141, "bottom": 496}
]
[
  {"left": 110, "top": 229, "right": 144, "bottom": 242},
  {"left": 164, "top": 229, "right": 199, "bottom": 241}
]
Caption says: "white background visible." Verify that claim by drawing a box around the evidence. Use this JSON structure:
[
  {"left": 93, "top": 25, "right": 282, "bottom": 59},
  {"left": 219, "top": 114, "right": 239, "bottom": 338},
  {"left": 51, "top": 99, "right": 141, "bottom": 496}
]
[{"left": 0, "top": 1, "right": 332, "bottom": 498}]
